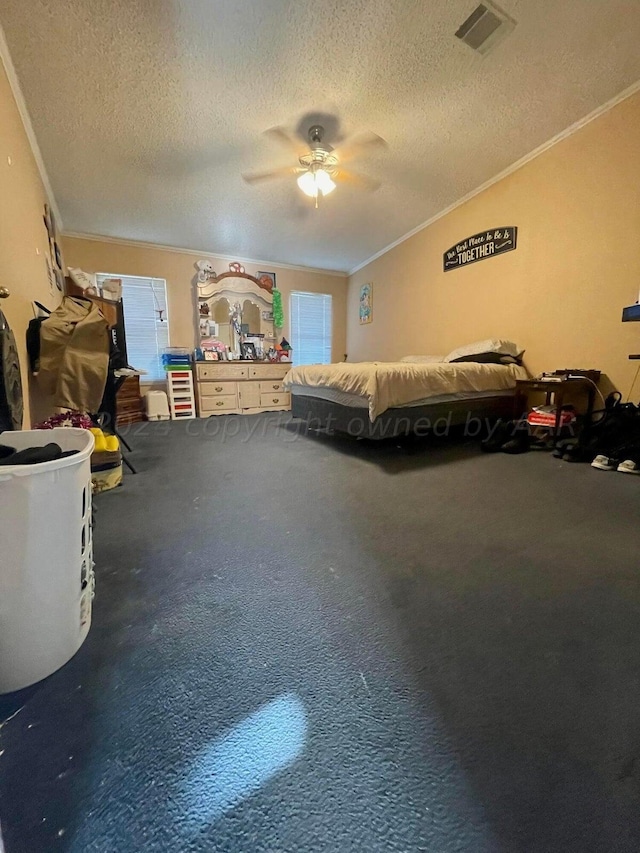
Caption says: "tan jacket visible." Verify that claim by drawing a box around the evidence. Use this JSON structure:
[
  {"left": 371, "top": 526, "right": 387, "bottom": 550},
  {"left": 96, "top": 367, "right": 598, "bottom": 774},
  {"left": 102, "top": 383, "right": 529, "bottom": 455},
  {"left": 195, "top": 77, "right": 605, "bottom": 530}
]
[{"left": 38, "top": 297, "right": 110, "bottom": 413}]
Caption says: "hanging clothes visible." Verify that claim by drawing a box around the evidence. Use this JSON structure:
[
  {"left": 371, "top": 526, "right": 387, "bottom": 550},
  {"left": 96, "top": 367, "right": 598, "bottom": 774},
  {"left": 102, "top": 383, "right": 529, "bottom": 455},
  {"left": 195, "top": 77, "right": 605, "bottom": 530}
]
[{"left": 37, "top": 297, "right": 110, "bottom": 413}]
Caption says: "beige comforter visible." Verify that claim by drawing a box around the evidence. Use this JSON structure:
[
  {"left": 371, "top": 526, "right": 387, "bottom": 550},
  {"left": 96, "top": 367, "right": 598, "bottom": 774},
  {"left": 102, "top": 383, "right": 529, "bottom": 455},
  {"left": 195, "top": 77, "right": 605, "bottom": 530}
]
[{"left": 285, "top": 361, "right": 528, "bottom": 420}]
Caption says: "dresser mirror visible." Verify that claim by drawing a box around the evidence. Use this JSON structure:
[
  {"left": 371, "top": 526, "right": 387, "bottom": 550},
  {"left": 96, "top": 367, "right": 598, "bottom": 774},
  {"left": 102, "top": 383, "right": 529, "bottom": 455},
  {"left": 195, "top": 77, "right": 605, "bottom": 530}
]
[
  {"left": 197, "top": 272, "right": 274, "bottom": 356},
  {"left": 209, "top": 298, "right": 266, "bottom": 350}
]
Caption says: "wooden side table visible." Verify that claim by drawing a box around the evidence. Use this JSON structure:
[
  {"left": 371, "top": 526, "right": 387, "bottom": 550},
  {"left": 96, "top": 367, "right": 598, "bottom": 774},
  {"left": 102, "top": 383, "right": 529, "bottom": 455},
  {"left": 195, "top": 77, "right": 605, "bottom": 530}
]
[
  {"left": 116, "top": 374, "right": 145, "bottom": 426},
  {"left": 515, "top": 377, "right": 597, "bottom": 439}
]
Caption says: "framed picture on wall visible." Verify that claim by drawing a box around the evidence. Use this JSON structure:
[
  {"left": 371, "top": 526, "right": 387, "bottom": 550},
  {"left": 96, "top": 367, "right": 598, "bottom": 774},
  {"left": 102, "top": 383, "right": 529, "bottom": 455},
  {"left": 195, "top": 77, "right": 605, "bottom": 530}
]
[
  {"left": 359, "top": 283, "right": 372, "bottom": 324},
  {"left": 43, "top": 202, "right": 66, "bottom": 291}
]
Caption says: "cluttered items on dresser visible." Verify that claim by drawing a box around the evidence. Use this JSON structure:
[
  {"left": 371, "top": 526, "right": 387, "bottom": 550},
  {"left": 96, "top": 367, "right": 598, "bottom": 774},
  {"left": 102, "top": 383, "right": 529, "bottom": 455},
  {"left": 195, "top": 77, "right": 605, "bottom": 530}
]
[
  {"left": 195, "top": 262, "right": 292, "bottom": 362},
  {"left": 193, "top": 262, "right": 292, "bottom": 416}
]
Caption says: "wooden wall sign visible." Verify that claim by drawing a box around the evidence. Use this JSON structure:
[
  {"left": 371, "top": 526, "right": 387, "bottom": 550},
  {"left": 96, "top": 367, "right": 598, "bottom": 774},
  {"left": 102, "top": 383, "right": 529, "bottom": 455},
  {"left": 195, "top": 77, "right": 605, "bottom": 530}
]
[{"left": 443, "top": 227, "right": 517, "bottom": 272}]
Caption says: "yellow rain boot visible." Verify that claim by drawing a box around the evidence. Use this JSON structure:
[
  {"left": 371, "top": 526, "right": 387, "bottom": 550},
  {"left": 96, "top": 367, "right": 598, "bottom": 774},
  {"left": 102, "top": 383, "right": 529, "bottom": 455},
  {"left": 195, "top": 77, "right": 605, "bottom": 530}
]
[
  {"left": 90, "top": 427, "right": 107, "bottom": 452},
  {"left": 105, "top": 434, "right": 119, "bottom": 453}
]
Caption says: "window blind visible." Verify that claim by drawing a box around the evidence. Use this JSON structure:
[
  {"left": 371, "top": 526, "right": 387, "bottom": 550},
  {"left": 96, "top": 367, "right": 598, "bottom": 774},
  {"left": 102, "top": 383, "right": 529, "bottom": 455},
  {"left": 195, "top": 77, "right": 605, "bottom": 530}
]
[
  {"left": 290, "top": 292, "right": 332, "bottom": 366},
  {"left": 97, "top": 274, "right": 169, "bottom": 381}
]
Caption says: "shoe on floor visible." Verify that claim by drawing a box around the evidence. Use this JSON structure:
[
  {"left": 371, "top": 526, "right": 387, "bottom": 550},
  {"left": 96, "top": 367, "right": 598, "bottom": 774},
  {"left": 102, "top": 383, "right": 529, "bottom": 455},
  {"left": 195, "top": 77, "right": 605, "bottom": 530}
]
[
  {"left": 481, "top": 420, "right": 515, "bottom": 452},
  {"left": 553, "top": 439, "right": 576, "bottom": 459},
  {"left": 591, "top": 454, "right": 618, "bottom": 471},
  {"left": 501, "top": 436, "right": 531, "bottom": 454},
  {"left": 617, "top": 459, "right": 640, "bottom": 475},
  {"left": 562, "top": 445, "right": 593, "bottom": 463}
]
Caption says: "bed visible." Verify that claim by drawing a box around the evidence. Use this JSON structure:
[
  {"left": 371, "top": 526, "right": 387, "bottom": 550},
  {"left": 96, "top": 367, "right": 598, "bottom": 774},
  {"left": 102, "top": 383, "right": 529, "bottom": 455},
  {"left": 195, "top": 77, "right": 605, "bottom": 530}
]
[{"left": 284, "top": 354, "right": 528, "bottom": 439}]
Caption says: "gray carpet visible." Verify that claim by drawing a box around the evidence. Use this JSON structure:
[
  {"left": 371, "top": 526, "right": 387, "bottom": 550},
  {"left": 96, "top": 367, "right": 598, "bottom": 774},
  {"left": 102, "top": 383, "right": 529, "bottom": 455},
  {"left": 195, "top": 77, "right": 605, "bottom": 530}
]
[{"left": 1, "top": 413, "right": 640, "bottom": 852}]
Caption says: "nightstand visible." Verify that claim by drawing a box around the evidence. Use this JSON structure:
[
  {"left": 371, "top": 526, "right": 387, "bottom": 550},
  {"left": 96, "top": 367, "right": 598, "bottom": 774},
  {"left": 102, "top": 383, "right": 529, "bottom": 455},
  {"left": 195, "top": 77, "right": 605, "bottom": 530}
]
[{"left": 515, "top": 376, "right": 597, "bottom": 439}]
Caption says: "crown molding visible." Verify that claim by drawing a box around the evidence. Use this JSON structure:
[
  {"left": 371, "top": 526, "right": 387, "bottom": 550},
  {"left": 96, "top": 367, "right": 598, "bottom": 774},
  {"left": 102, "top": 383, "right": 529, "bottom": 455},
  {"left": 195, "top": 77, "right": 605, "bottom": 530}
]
[
  {"left": 349, "top": 78, "right": 640, "bottom": 276},
  {"left": 0, "top": 21, "right": 62, "bottom": 228},
  {"left": 62, "top": 231, "right": 349, "bottom": 278}
]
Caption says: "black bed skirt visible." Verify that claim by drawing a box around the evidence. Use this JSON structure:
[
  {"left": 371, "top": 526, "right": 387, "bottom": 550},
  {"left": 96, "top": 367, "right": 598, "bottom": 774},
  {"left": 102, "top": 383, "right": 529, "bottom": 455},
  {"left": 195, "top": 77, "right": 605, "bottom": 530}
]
[{"left": 290, "top": 393, "right": 516, "bottom": 440}]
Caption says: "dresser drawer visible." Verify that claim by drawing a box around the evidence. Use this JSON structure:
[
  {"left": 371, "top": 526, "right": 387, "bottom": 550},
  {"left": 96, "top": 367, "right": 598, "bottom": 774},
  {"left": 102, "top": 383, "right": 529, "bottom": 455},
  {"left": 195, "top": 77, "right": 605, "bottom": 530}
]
[
  {"left": 117, "top": 411, "right": 145, "bottom": 425},
  {"left": 200, "top": 394, "right": 238, "bottom": 413},
  {"left": 116, "top": 375, "right": 141, "bottom": 400},
  {"left": 260, "top": 392, "right": 291, "bottom": 409},
  {"left": 117, "top": 399, "right": 145, "bottom": 415},
  {"left": 248, "top": 364, "right": 291, "bottom": 380},
  {"left": 259, "top": 380, "right": 286, "bottom": 393},
  {"left": 199, "top": 381, "right": 237, "bottom": 398},
  {"left": 197, "top": 363, "right": 248, "bottom": 381}
]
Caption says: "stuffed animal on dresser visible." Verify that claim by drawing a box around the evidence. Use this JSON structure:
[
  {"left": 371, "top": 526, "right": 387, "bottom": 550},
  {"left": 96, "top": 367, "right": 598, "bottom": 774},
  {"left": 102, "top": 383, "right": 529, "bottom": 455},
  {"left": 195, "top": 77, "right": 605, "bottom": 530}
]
[{"left": 196, "top": 259, "right": 216, "bottom": 283}]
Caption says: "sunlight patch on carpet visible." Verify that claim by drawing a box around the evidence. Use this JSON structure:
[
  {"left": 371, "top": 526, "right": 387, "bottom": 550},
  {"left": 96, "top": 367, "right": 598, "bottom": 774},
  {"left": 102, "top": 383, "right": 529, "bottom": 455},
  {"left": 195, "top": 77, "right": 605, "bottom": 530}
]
[{"left": 181, "top": 693, "right": 307, "bottom": 828}]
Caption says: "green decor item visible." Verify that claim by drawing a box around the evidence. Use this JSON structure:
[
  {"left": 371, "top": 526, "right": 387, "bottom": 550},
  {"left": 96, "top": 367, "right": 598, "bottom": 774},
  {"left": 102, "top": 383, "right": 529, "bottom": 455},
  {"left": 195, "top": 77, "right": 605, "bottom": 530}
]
[{"left": 272, "top": 288, "right": 284, "bottom": 328}]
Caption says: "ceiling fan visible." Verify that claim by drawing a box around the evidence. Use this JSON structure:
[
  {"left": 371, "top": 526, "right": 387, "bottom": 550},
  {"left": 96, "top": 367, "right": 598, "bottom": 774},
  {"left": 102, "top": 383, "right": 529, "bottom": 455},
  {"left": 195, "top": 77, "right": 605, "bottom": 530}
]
[{"left": 242, "top": 124, "right": 386, "bottom": 207}]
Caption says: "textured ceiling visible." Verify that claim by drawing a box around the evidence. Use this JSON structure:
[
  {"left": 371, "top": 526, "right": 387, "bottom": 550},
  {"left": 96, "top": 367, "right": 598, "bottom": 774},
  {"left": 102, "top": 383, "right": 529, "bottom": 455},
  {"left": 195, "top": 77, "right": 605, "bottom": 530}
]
[{"left": 3, "top": 0, "right": 640, "bottom": 272}]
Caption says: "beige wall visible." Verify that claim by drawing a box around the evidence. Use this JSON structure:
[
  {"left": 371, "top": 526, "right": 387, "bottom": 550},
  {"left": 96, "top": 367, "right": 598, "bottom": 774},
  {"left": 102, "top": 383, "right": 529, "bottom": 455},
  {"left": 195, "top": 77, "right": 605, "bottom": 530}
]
[
  {"left": 348, "top": 92, "right": 640, "bottom": 395},
  {"left": 62, "top": 236, "right": 347, "bottom": 374},
  {"left": 0, "top": 57, "right": 60, "bottom": 426}
]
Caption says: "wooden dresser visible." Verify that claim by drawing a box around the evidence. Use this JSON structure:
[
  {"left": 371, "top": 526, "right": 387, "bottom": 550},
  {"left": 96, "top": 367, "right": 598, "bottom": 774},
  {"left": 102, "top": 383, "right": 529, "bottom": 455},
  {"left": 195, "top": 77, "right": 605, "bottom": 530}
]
[{"left": 195, "top": 362, "right": 291, "bottom": 416}]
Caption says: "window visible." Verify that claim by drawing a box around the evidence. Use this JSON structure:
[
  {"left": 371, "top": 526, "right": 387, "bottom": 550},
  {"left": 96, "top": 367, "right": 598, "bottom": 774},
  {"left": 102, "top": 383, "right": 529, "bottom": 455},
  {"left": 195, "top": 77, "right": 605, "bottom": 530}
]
[
  {"left": 96, "top": 274, "right": 169, "bottom": 381},
  {"left": 290, "top": 292, "right": 332, "bottom": 366}
]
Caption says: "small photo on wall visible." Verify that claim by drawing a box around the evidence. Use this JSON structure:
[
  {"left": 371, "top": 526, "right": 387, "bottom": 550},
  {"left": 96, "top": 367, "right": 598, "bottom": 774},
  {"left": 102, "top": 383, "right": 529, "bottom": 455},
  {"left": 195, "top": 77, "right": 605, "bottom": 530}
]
[
  {"left": 43, "top": 204, "right": 53, "bottom": 239},
  {"left": 45, "top": 256, "right": 57, "bottom": 297},
  {"left": 359, "top": 283, "right": 372, "bottom": 324},
  {"left": 53, "top": 241, "right": 63, "bottom": 270}
]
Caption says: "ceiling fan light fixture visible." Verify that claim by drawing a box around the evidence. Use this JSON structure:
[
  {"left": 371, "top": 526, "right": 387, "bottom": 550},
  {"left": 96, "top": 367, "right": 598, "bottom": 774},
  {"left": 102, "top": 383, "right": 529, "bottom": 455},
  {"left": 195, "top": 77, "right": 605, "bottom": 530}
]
[
  {"left": 316, "top": 169, "right": 336, "bottom": 195},
  {"left": 245, "top": 122, "right": 382, "bottom": 205},
  {"left": 297, "top": 170, "right": 317, "bottom": 197},
  {"left": 297, "top": 168, "right": 335, "bottom": 198}
]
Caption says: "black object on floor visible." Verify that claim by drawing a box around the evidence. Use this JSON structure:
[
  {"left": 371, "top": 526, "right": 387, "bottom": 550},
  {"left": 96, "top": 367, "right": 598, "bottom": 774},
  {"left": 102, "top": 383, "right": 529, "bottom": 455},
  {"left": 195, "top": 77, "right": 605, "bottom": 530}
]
[
  {"left": 2, "top": 415, "right": 640, "bottom": 852},
  {"left": 480, "top": 419, "right": 515, "bottom": 452},
  {"left": 499, "top": 434, "right": 531, "bottom": 454}
]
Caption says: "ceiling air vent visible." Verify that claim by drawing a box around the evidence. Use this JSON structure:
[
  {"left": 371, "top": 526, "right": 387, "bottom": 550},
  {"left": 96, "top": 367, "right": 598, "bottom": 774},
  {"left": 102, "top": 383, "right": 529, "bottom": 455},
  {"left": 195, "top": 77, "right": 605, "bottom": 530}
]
[{"left": 455, "top": 2, "right": 516, "bottom": 56}]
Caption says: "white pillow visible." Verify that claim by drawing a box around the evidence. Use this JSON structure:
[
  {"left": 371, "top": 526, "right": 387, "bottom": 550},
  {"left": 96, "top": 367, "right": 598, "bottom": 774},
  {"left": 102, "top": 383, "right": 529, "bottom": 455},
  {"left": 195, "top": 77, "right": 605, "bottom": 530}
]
[
  {"left": 400, "top": 355, "right": 445, "bottom": 364},
  {"left": 444, "top": 339, "right": 520, "bottom": 362}
]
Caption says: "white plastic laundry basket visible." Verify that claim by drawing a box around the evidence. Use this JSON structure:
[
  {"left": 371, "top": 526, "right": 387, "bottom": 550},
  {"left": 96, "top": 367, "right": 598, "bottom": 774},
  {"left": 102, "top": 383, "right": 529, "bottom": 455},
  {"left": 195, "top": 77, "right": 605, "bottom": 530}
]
[{"left": 0, "top": 428, "right": 95, "bottom": 693}]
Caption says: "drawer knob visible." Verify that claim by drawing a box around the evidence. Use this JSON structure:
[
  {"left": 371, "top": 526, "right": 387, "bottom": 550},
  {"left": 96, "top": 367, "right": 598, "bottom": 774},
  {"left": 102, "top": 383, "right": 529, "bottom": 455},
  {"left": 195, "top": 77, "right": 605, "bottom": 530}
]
[
  {"left": 216, "top": 401, "right": 224, "bottom": 406},
  {"left": 215, "top": 386, "right": 223, "bottom": 391},
  {"left": 273, "top": 384, "right": 279, "bottom": 390},
  {"left": 273, "top": 398, "right": 279, "bottom": 404}
]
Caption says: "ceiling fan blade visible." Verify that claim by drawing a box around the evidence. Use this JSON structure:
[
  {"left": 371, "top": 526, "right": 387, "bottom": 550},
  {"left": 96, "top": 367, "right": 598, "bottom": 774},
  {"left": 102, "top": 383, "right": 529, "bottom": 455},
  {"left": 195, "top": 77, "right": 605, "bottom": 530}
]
[
  {"left": 332, "top": 131, "right": 387, "bottom": 163},
  {"left": 335, "top": 168, "right": 381, "bottom": 192},
  {"left": 242, "top": 165, "right": 300, "bottom": 184},
  {"left": 263, "top": 126, "right": 309, "bottom": 158}
]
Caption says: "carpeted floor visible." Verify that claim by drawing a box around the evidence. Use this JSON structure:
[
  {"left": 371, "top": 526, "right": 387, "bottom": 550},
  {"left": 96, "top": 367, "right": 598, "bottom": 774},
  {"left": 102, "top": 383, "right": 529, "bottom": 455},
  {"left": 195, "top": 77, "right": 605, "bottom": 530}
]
[{"left": 1, "top": 413, "right": 640, "bottom": 852}]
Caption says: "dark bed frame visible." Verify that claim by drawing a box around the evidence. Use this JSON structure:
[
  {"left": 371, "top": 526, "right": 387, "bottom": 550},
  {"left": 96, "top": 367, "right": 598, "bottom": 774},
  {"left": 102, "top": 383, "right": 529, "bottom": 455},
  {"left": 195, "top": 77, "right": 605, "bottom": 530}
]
[{"left": 291, "top": 393, "right": 517, "bottom": 440}]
